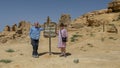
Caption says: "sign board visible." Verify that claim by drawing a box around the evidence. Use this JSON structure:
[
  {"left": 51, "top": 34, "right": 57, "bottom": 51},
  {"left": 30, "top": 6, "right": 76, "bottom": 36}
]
[
  {"left": 43, "top": 16, "right": 57, "bottom": 55},
  {"left": 44, "top": 22, "right": 57, "bottom": 38}
]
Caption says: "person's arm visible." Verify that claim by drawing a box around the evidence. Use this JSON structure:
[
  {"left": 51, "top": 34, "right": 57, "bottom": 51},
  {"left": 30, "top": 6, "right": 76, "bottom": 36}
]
[
  {"left": 40, "top": 27, "right": 44, "bottom": 31},
  {"left": 64, "top": 29, "right": 68, "bottom": 38},
  {"left": 55, "top": 30, "right": 59, "bottom": 35},
  {"left": 29, "top": 27, "right": 32, "bottom": 37},
  {"left": 64, "top": 29, "right": 68, "bottom": 42}
]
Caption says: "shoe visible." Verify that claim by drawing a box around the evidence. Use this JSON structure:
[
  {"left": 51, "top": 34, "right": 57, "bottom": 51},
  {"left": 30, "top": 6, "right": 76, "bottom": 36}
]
[
  {"left": 32, "top": 55, "right": 39, "bottom": 58},
  {"left": 64, "top": 54, "right": 67, "bottom": 58},
  {"left": 59, "top": 54, "right": 64, "bottom": 57}
]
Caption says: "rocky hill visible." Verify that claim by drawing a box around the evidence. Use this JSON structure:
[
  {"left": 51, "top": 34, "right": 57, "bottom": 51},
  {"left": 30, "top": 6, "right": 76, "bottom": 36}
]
[
  {"left": 0, "top": 21, "right": 31, "bottom": 43},
  {"left": 70, "top": 0, "right": 120, "bottom": 33},
  {"left": 0, "top": 0, "right": 120, "bottom": 43}
]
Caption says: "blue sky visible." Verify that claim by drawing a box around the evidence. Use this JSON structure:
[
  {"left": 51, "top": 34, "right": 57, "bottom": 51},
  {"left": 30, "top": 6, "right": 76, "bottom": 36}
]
[{"left": 0, "top": 0, "right": 111, "bottom": 32}]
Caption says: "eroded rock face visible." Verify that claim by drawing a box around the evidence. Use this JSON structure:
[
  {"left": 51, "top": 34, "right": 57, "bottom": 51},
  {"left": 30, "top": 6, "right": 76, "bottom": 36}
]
[
  {"left": 3, "top": 25, "right": 10, "bottom": 31},
  {"left": 72, "top": 0, "right": 120, "bottom": 27},
  {"left": 0, "top": 21, "right": 31, "bottom": 43},
  {"left": 86, "top": 18, "right": 101, "bottom": 26},
  {"left": 58, "top": 14, "right": 71, "bottom": 27},
  {"left": 0, "top": 32, "right": 15, "bottom": 43},
  {"left": 17, "top": 21, "right": 31, "bottom": 35},
  {"left": 72, "top": 9, "right": 111, "bottom": 27},
  {"left": 108, "top": 0, "right": 120, "bottom": 12},
  {"left": 11, "top": 24, "right": 17, "bottom": 31}
]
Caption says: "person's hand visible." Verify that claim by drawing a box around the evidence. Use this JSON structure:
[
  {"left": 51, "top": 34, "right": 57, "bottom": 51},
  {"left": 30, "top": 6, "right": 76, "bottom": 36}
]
[{"left": 55, "top": 30, "right": 58, "bottom": 35}]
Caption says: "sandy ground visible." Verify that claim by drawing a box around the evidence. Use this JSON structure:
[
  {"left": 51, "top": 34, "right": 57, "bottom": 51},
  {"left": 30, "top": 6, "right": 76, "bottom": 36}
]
[{"left": 0, "top": 30, "right": 120, "bottom": 68}]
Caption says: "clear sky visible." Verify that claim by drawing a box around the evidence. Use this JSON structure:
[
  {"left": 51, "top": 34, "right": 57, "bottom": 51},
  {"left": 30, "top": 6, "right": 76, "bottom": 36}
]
[{"left": 0, "top": 0, "right": 111, "bottom": 32}]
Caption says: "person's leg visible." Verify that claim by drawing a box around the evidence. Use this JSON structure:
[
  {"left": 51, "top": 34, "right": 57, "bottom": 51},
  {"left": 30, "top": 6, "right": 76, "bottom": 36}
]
[
  {"left": 62, "top": 47, "right": 66, "bottom": 57},
  {"left": 31, "top": 38, "right": 39, "bottom": 58},
  {"left": 31, "top": 38, "right": 36, "bottom": 56},
  {"left": 63, "top": 42, "right": 67, "bottom": 57},
  {"left": 61, "top": 48, "right": 63, "bottom": 54},
  {"left": 59, "top": 48, "right": 64, "bottom": 57},
  {"left": 34, "top": 40, "right": 39, "bottom": 56}
]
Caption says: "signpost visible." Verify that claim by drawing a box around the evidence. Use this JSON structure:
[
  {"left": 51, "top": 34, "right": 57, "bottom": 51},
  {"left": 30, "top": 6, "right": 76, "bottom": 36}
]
[{"left": 44, "top": 16, "right": 57, "bottom": 55}]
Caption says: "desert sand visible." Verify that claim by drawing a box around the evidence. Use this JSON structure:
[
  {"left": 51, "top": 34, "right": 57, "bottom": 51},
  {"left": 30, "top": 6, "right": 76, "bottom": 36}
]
[
  {"left": 1, "top": 0, "right": 120, "bottom": 68},
  {"left": 0, "top": 28, "right": 120, "bottom": 68}
]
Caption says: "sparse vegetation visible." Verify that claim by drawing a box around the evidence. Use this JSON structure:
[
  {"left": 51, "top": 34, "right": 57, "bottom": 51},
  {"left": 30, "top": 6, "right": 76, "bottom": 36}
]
[
  {"left": 109, "top": 37, "right": 117, "bottom": 40},
  {"left": 87, "top": 43, "right": 94, "bottom": 47},
  {"left": 71, "top": 34, "right": 83, "bottom": 42},
  {"left": 71, "top": 37, "right": 76, "bottom": 42},
  {"left": 90, "top": 32, "right": 95, "bottom": 37},
  {"left": 6, "top": 49, "right": 15, "bottom": 53},
  {"left": 0, "top": 59, "right": 12, "bottom": 64}
]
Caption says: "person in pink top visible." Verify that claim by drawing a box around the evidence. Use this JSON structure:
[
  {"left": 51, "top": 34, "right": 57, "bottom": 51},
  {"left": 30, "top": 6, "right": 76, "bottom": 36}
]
[{"left": 58, "top": 23, "right": 68, "bottom": 57}]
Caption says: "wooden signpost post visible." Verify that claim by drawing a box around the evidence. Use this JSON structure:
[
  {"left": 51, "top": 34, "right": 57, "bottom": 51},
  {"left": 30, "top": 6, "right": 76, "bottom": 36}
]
[{"left": 44, "top": 16, "right": 57, "bottom": 55}]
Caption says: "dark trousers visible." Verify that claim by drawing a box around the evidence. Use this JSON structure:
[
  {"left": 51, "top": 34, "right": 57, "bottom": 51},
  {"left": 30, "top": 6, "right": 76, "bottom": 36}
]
[{"left": 31, "top": 38, "right": 39, "bottom": 56}]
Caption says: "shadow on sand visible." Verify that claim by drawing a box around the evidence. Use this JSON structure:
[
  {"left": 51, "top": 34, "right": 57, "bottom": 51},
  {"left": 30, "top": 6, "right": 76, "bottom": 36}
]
[
  {"left": 38, "top": 52, "right": 71, "bottom": 57},
  {"left": 52, "top": 52, "right": 71, "bottom": 57},
  {"left": 38, "top": 52, "right": 48, "bottom": 56}
]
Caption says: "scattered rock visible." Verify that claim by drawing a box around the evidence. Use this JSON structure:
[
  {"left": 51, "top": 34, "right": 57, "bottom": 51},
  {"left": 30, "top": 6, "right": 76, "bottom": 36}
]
[
  {"left": 73, "top": 58, "right": 79, "bottom": 63},
  {"left": 0, "top": 38, "right": 7, "bottom": 43},
  {"left": 108, "top": 0, "right": 120, "bottom": 12},
  {"left": 107, "top": 24, "right": 118, "bottom": 33}
]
